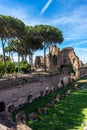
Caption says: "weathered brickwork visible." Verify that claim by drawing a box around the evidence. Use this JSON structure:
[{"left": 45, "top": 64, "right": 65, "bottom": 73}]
[
  {"left": 34, "top": 46, "right": 81, "bottom": 78},
  {"left": 0, "top": 46, "right": 87, "bottom": 114},
  {"left": 0, "top": 67, "right": 87, "bottom": 114},
  {"left": 0, "top": 73, "right": 71, "bottom": 112}
]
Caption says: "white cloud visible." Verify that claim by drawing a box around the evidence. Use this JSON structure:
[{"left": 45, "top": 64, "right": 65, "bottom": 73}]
[
  {"left": 40, "top": 0, "right": 53, "bottom": 15},
  {"left": 0, "top": 4, "right": 44, "bottom": 26},
  {"left": 0, "top": 4, "right": 27, "bottom": 20},
  {"left": 50, "top": 6, "right": 87, "bottom": 43}
]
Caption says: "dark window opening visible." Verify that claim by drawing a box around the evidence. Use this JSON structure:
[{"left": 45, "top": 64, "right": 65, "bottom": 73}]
[
  {"left": 0, "top": 102, "right": 5, "bottom": 112},
  {"left": 73, "top": 58, "right": 75, "bottom": 63},
  {"left": 27, "top": 95, "right": 32, "bottom": 103},
  {"left": 8, "top": 104, "right": 15, "bottom": 112}
]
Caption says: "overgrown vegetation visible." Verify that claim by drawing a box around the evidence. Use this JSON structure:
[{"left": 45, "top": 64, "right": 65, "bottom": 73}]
[
  {"left": 13, "top": 76, "right": 87, "bottom": 130},
  {"left": 15, "top": 61, "right": 31, "bottom": 73},
  {"left": 0, "top": 60, "right": 31, "bottom": 77}
]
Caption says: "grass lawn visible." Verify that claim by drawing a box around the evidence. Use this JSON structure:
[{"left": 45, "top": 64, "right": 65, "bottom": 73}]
[{"left": 13, "top": 76, "right": 87, "bottom": 130}]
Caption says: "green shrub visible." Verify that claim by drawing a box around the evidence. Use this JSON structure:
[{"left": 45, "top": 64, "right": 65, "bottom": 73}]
[
  {"left": 14, "top": 61, "right": 31, "bottom": 73},
  {"left": 0, "top": 73, "right": 3, "bottom": 78},
  {"left": 15, "top": 66, "right": 18, "bottom": 72},
  {"left": 20, "top": 66, "right": 28, "bottom": 73},
  {"left": 6, "top": 61, "right": 15, "bottom": 73},
  {"left": 0, "top": 61, "right": 4, "bottom": 75}
]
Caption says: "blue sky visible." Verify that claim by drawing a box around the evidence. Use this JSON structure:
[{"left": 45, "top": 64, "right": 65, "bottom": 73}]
[{"left": 0, "top": 0, "right": 87, "bottom": 63}]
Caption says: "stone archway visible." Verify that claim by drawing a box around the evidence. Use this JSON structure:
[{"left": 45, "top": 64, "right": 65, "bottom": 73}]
[
  {"left": 0, "top": 102, "right": 5, "bottom": 112},
  {"left": 40, "top": 91, "right": 44, "bottom": 97},
  {"left": 27, "top": 95, "right": 32, "bottom": 103},
  {"left": 8, "top": 104, "right": 15, "bottom": 112}
]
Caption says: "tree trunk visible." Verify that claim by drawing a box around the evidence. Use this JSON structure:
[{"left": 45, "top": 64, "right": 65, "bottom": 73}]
[
  {"left": 29, "top": 54, "right": 30, "bottom": 64},
  {"left": 31, "top": 54, "right": 33, "bottom": 68},
  {"left": 8, "top": 42, "right": 11, "bottom": 59},
  {"left": 49, "top": 51, "right": 52, "bottom": 70},
  {"left": 11, "top": 52, "right": 14, "bottom": 63},
  {"left": 29, "top": 54, "right": 33, "bottom": 68},
  {"left": 2, "top": 38, "right": 7, "bottom": 75},
  {"left": 18, "top": 53, "right": 20, "bottom": 74},
  {"left": 24, "top": 54, "right": 27, "bottom": 62},
  {"left": 9, "top": 51, "right": 11, "bottom": 59},
  {"left": 43, "top": 42, "right": 46, "bottom": 71},
  {"left": 21, "top": 54, "right": 24, "bottom": 62}
]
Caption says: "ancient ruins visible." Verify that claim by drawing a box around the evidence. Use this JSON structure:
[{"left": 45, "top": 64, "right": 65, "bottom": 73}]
[
  {"left": 0, "top": 46, "right": 87, "bottom": 113},
  {"left": 35, "top": 45, "right": 82, "bottom": 74},
  {"left": 0, "top": 46, "right": 87, "bottom": 129}
]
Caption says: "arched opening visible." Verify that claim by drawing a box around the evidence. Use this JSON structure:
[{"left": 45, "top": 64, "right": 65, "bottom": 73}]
[
  {"left": 0, "top": 102, "right": 5, "bottom": 112},
  {"left": 8, "top": 104, "right": 15, "bottom": 112},
  {"left": 61, "top": 80, "right": 64, "bottom": 87},
  {"left": 73, "top": 58, "right": 75, "bottom": 63},
  {"left": 40, "top": 91, "right": 44, "bottom": 97},
  {"left": 27, "top": 95, "right": 32, "bottom": 103}
]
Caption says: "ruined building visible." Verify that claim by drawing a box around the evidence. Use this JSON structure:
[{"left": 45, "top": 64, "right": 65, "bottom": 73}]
[
  {"left": 46, "top": 45, "right": 60, "bottom": 69},
  {"left": 57, "top": 47, "right": 81, "bottom": 77},
  {"left": 0, "top": 45, "right": 87, "bottom": 129},
  {"left": 34, "top": 45, "right": 60, "bottom": 69},
  {"left": 57, "top": 47, "right": 80, "bottom": 69},
  {"left": 34, "top": 45, "right": 81, "bottom": 77}
]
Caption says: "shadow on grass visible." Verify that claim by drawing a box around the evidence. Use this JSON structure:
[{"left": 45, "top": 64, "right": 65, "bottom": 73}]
[
  {"left": 28, "top": 83, "right": 87, "bottom": 130},
  {"left": 13, "top": 76, "right": 87, "bottom": 130},
  {"left": 29, "top": 89, "right": 87, "bottom": 130}
]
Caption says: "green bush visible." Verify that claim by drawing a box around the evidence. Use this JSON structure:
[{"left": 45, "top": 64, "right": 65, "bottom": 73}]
[
  {"left": 0, "top": 61, "right": 4, "bottom": 76},
  {"left": 0, "top": 73, "right": 3, "bottom": 78},
  {"left": 20, "top": 66, "right": 28, "bottom": 73},
  {"left": 20, "top": 61, "right": 31, "bottom": 73},
  {"left": 14, "top": 61, "right": 31, "bottom": 73},
  {"left": 6, "top": 61, "right": 15, "bottom": 73},
  {"left": 15, "top": 66, "right": 18, "bottom": 72}
]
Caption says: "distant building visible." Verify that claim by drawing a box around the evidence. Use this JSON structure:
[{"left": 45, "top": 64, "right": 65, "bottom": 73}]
[
  {"left": 34, "top": 56, "right": 44, "bottom": 68},
  {"left": 57, "top": 47, "right": 81, "bottom": 77},
  {"left": 46, "top": 45, "right": 60, "bottom": 69},
  {"left": 34, "top": 45, "right": 82, "bottom": 78}
]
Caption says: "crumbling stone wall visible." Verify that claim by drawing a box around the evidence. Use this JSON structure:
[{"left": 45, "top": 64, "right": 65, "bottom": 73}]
[
  {"left": 57, "top": 47, "right": 81, "bottom": 79},
  {"left": 34, "top": 46, "right": 81, "bottom": 75},
  {"left": 0, "top": 73, "right": 71, "bottom": 113},
  {"left": 0, "top": 68, "right": 87, "bottom": 113},
  {"left": 46, "top": 45, "right": 60, "bottom": 69},
  {"left": 57, "top": 47, "right": 80, "bottom": 68}
]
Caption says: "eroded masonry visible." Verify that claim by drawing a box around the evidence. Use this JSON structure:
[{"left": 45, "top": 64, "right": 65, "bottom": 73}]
[{"left": 0, "top": 46, "right": 87, "bottom": 113}]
